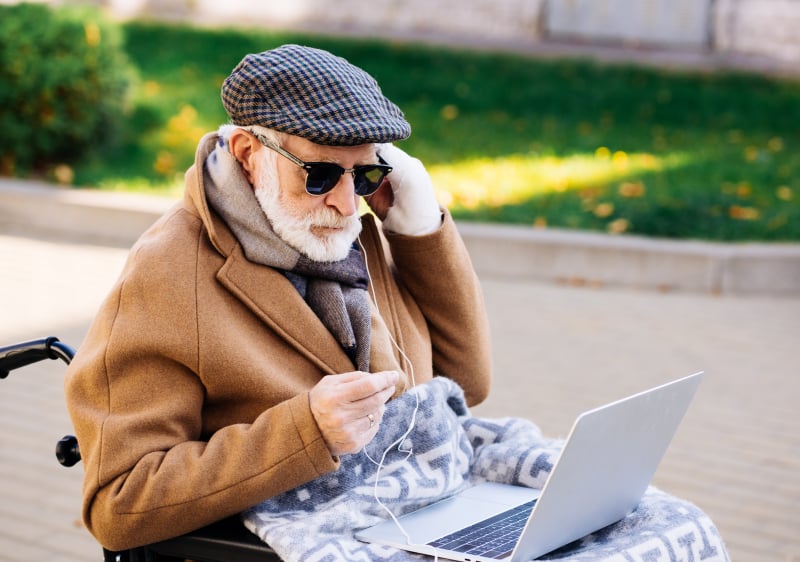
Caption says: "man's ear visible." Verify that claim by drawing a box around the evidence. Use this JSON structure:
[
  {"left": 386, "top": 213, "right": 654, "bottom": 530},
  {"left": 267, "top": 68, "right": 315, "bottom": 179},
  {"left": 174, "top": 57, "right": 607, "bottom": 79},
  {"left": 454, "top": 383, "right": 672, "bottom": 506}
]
[{"left": 228, "top": 128, "right": 260, "bottom": 185}]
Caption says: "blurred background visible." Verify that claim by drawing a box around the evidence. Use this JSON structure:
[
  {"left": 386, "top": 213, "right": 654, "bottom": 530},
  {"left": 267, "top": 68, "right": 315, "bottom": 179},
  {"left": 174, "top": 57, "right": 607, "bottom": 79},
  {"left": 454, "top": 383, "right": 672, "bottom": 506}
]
[
  {"left": 48, "top": 0, "right": 800, "bottom": 66},
  {"left": 1, "top": 0, "right": 799, "bottom": 241}
]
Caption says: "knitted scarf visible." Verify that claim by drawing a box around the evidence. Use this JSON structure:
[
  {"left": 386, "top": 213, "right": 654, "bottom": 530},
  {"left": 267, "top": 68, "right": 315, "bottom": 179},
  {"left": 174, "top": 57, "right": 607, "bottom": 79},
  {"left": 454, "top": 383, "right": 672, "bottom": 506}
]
[{"left": 203, "top": 134, "right": 372, "bottom": 371}]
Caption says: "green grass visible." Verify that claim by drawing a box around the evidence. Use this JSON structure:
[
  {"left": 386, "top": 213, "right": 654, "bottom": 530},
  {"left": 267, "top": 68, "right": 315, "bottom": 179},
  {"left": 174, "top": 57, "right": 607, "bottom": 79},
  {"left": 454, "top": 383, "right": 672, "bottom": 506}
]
[{"left": 69, "top": 21, "right": 800, "bottom": 242}]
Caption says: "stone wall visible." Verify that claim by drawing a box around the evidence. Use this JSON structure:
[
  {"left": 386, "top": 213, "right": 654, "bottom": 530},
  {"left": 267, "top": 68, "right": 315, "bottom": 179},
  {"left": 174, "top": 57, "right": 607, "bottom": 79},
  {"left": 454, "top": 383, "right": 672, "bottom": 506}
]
[
  {"left": 714, "top": 0, "right": 800, "bottom": 63},
  {"left": 43, "top": 0, "right": 800, "bottom": 68},
  {"left": 544, "top": 0, "right": 713, "bottom": 49},
  {"left": 99, "top": 0, "right": 547, "bottom": 42}
]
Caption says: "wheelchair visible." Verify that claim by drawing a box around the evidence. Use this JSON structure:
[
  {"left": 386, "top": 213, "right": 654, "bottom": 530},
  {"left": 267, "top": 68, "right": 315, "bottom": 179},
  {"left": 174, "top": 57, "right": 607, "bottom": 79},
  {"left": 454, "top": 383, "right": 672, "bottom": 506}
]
[{"left": 1, "top": 336, "right": 283, "bottom": 562}]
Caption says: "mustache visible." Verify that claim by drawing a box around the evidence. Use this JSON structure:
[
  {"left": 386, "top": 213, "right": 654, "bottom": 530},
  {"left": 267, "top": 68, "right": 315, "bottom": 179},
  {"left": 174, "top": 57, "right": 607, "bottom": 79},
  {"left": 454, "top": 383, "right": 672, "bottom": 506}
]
[{"left": 303, "top": 207, "right": 360, "bottom": 229}]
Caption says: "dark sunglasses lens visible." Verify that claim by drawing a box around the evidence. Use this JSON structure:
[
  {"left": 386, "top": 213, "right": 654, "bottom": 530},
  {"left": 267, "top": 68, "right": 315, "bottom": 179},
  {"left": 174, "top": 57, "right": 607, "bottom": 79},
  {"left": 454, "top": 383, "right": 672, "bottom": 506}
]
[
  {"left": 305, "top": 164, "right": 343, "bottom": 195},
  {"left": 354, "top": 166, "right": 388, "bottom": 196}
]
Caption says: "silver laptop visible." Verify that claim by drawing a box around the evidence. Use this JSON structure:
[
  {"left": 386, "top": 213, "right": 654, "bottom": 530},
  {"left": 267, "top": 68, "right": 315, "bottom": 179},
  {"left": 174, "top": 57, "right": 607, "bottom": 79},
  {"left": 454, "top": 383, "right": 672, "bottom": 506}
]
[{"left": 356, "top": 371, "right": 704, "bottom": 561}]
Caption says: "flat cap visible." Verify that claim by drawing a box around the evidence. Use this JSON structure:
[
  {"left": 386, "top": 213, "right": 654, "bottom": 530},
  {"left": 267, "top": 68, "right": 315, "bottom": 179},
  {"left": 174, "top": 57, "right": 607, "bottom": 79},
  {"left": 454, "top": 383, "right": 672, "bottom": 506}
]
[{"left": 221, "top": 44, "right": 411, "bottom": 146}]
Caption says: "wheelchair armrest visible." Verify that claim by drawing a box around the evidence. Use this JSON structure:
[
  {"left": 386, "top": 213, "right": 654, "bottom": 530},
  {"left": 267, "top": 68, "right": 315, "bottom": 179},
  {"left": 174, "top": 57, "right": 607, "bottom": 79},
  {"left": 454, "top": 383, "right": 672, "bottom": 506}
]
[{"left": 144, "top": 516, "right": 281, "bottom": 562}]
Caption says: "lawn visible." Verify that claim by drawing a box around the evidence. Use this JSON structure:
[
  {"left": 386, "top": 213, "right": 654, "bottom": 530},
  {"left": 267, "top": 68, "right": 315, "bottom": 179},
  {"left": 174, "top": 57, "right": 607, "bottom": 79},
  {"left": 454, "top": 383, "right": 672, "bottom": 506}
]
[{"left": 70, "top": 21, "right": 800, "bottom": 242}]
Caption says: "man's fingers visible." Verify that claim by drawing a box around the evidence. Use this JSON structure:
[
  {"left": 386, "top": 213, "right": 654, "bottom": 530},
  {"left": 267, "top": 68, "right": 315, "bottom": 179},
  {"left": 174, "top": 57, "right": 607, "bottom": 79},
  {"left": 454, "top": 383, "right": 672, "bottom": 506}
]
[
  {"left": 309, "top": 370, "right": 400, "bottom": 456},
  {"left": 315, "top": 371, "right": 397, "bottom": 417},
  {"left": 318, "top": 370, "right": 397, "bottom": 398},
  {"left": 344, "top": 370, "right": 398, "bottom": 402}
]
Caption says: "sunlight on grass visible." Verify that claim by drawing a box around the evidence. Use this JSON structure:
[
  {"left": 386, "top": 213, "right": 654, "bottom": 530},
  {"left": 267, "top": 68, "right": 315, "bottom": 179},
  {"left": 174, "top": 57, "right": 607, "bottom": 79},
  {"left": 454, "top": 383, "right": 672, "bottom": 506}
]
[
  {"left": 54, "top": 20, "right": 798, "bottom": 240},
  {"left": 92, "top": 175, "right": 185, "bottom": 198},
  {"left": 430, "top": 149, "right": 692, "bottom": 210},
  {"left": 86, "top": 101, "right": 208, "bottom": 197}
]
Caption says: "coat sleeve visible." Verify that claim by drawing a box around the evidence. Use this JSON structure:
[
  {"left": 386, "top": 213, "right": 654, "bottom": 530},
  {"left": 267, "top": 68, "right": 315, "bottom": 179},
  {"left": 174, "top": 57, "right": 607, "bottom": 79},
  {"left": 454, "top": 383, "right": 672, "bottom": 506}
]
[
  {"left": 64, "top": 221, "right": 338, "bottom": 551},
  {"left": 383, "top": 209, "right": 492, "bottom": 406}
]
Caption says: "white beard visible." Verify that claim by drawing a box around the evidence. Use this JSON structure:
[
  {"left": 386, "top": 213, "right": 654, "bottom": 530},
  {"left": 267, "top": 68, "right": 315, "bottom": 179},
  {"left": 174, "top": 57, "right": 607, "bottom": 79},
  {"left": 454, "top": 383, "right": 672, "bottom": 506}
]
[{"left": 253, "top": 154, "right": 362, "bottom": 263}]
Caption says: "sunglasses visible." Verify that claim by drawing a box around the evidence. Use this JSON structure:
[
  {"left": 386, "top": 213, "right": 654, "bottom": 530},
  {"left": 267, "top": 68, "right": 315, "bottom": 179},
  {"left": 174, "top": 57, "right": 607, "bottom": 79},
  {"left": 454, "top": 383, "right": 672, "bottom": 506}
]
[{"left": 250, "top": 131, "right": 392, "bottom": 197}]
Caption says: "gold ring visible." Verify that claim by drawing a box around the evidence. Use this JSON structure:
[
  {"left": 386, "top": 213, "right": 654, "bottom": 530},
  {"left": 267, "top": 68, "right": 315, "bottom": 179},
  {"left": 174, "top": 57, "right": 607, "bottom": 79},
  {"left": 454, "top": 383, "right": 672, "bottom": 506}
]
[{"left": 367, "top": 413, "right": 375, "bottom": 429}]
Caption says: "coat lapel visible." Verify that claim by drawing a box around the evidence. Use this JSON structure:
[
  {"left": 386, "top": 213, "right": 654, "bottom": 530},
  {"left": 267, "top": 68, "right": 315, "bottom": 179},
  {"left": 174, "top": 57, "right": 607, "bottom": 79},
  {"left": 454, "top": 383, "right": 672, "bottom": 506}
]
[{"left": 216, "top": 243, "right": 356, "bottom": 376}]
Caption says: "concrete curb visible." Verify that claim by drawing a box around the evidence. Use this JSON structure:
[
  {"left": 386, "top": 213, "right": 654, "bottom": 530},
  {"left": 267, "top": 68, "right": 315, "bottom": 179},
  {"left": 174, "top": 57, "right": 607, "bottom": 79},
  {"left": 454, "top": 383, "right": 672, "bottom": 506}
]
[
  {"left": 0, "top": 179, "right": 173, "bottom": 247},
  {"left": 458, "top": 222, "right": 800, "bottom": 295},
  {"left": 2, "top": 179, "right": 799, "bottom": 295}
]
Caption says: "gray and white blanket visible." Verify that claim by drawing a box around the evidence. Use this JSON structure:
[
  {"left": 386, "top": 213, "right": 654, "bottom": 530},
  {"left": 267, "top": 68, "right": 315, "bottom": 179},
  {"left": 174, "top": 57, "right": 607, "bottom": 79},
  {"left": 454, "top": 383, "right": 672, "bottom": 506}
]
[{"left": 243, "top": 377, "right": 729, "bottom": 561}]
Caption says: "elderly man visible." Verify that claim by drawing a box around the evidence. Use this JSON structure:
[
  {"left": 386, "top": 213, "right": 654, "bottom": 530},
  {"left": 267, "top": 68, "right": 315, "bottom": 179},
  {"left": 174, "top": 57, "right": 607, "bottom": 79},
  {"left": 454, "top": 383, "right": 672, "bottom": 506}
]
[{"left": 65, "top": 44, "right": 492, "bottom": 551}]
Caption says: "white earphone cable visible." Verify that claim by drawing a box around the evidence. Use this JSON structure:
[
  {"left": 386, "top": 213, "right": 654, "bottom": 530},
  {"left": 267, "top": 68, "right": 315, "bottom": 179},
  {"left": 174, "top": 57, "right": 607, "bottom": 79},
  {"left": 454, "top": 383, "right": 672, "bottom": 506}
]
[{"left": 358, "top": 234, "right": 440, "bottom": 561}]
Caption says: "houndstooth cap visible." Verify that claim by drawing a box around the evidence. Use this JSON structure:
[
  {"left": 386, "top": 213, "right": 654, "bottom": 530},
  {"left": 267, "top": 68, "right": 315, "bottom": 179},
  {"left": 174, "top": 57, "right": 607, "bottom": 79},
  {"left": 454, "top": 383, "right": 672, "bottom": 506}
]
[{"left": 221, "top": 44, "right": 411, "bottom": 146}]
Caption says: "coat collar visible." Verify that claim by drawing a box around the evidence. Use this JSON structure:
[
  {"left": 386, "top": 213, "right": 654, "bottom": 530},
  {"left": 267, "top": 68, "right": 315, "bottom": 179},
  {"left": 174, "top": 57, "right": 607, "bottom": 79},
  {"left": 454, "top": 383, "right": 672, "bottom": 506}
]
[
  {"left": 215, "top": 243, "right": 358, "bottom": 375},
  {"left": 184, "top": 133, "right": 239, "bottom": 258}
]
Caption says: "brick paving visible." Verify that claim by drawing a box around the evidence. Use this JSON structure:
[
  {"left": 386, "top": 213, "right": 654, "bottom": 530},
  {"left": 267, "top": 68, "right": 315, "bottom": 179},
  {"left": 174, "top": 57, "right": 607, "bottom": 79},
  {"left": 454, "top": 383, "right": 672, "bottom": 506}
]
[{"left": 1, "top": 231, "right": 798, "bottom": 561}]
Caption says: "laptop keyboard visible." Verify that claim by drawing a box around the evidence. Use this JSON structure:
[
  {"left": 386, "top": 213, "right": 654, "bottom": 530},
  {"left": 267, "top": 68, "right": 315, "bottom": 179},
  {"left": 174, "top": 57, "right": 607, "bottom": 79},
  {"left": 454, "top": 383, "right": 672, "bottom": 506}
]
[{"left": 427, "top": 499, "right": 537, "bottom": 559}]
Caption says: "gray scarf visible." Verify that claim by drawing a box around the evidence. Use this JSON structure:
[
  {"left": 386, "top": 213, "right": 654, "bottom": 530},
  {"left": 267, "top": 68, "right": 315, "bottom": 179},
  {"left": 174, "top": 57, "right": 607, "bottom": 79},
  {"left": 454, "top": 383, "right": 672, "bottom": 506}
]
[{"left": 203, "top": 135, "right": 371, "bottom": 371}]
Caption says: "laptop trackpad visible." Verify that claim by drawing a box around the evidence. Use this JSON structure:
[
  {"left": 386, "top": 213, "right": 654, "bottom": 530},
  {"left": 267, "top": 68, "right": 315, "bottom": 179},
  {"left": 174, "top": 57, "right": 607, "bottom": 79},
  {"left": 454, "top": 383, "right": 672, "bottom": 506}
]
[{"left": 357, "top": 482, "right": 539, "bottom": 545}]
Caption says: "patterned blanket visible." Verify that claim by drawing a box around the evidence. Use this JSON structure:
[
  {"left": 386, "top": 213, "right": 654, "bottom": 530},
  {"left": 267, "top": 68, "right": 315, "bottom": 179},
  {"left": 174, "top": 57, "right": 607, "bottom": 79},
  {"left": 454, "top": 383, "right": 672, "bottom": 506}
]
[{"left": 243, "top": 377, "right": 729, "bottom": 561}]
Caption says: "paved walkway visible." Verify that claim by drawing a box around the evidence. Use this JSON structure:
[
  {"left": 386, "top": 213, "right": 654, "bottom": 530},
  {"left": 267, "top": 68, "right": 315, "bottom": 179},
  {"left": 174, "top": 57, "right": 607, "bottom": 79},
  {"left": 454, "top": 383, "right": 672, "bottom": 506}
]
[{"left": 0, "top": 226, "right": 798, "bottom": 561}]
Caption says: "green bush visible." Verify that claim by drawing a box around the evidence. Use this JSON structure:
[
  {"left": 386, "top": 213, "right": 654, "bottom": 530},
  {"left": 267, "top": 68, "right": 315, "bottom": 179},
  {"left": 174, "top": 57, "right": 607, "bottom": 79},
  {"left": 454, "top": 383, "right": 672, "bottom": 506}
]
[{"left": 0, "top": 3, "right": 133, "bottom": 176}]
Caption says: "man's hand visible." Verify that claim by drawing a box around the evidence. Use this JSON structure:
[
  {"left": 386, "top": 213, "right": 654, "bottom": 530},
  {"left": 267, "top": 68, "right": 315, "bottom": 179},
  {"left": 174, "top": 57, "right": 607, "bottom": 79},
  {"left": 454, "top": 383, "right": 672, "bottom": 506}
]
[
  {"left": 364, "top": 144, "right": 441, "bottom": 235},
  {"left": 309, "top": 370, "right": 399, "bottom": 456}
]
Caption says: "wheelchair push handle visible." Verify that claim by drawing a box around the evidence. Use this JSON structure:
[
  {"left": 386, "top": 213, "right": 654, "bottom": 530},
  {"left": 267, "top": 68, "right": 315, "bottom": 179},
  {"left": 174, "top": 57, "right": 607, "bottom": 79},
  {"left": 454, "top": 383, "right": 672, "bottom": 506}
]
[
  {"left": 0, "top": 336, "right": 74, "bottom": 378},
  {"left": 1, "top": 337, "right": 81, "bottom": 466}
]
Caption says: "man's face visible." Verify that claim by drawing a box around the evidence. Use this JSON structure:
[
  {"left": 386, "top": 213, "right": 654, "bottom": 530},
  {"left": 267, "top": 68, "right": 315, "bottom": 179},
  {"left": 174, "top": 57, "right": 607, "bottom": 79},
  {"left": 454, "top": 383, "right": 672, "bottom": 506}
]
[{"left": 252, "top": 135, "right": 378, "bottom": 262}]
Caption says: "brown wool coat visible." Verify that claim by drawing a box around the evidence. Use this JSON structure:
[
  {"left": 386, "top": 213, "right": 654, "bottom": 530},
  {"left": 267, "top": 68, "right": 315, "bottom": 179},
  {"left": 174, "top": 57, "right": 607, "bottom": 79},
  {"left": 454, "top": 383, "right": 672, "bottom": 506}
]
[{"left": 65, "top": 133, "right": 492, "bottom": 551}]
